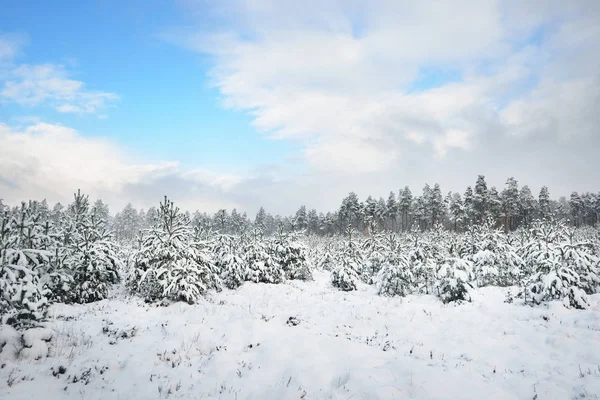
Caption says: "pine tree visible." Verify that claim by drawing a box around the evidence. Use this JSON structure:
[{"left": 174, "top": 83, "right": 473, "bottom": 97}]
[
  {"left": 0, "top": 204, "right": 49, "bottom": 327},
  {"left": 471, "top": 220, "right": 523, "bottom": 287},
  {"left": 294, "top": 206, "right": 308, "bottom": 231},
  {"left": 520, "top": 220, "right": 598, "bottom": 309},
  {"left": 307, "top": 209, "right": 320, "bottom": 235},
  {"left": 93, "top": 199, "right": 110, "bottom": 224},
  {"left": 538, "top": 186, "right": 551, "bottom": 219},
  {"left": 502, "top": 177, "right": 520, "bottom": 231},
  {"left": 213, "top": 235, "right": 246, "bottom": 289},
  {"left": 406, "top": 229, "right": 439, "bottom": 294},
  {"left": 399, "top": 187, "right": 413, "bottom": 232},
  {"left": 569, "top": 192, "right": 584, "bottom": 227},
  {"left": 376, "top": 234, "right": 413, "bottom": 296},
  {"left": 272, "top": 232, "right": 312, "bottom": 281},
  {"left": 463, "top": 186, "right": 475, "bottom": 225},
  {"left": 62, "top": 191, "right": 121, "bottom": 303},
  {"left": 386, "top": 192, "right": 398, "bottom": 232},
  {"left": 474, "top": 175, "right": 488, "bottom": 224},
  {"left": 436, "top": 257, "right": 474, "bottom": 303},
  {"left": 243, "top": 237, "right": 285, "bottom": 284},
  {"left": 331, "top": 226, "right": 364, "bottom": 291},
  {"left": 430, "top": 184, "right": 444, "bottom": 229},
  {"left": 519, "top": 186, "right": 537, "bottom": 227},
  {"left": 255, "top": 207, "right": 267, "bottom": 232},
  {"left": 129, "top": 196, "right": 218, "bottom": 304}
]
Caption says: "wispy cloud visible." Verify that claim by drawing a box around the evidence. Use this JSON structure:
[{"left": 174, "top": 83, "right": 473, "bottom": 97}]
[
  {"left": 1, "top": 64, "right": 118, "bottom": 114},
  {"left": 0, "top": 37, "right": 118, "bottom": 114},
  {"left": 0, "top": 33, "right": 28, "bottom": 60}
]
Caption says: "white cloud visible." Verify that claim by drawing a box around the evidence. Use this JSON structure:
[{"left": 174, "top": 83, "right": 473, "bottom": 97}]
[
  {"left": 405, "top": 131, "right": 426, "bottom": 145},
  {"left": 0, "top": 123, "right": 243, "bottom": 212},
  {"left": 156, "top": 0, "right": 600, "bottom": 208},
  {"left": 433, "top": 130, "right": 472, "bottom": 159},
  {"left": 1, "top": 64, "right": 118, "bottom": 114}
]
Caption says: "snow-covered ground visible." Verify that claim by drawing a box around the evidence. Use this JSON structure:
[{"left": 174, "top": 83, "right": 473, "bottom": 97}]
[{"left": 2, "top": 271, "right": 600, "bottom": 400}]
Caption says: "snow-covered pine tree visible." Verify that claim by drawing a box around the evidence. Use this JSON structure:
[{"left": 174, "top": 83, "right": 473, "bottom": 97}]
[
  {"left": 242, "top": 229, "right": 285, "bottom": 284},
  {"left": 62, "top": 191, "right": 121, "bottom": 303},
  {"left": 471, "top": 219, "right": 524, "bottom": 287},
  {"left": 331, "top": 226, "right": 364, "bottom": 291},
  {"left": 0, "top": 204, "right": 49, "bottom": 327},
  {"left": 561, "top": 228, "right": 600, "bottom": 296},
  {"left": 315, "top": 241, "right": 337, "bottom": 271},
  {"left": 213, "top": 234, "right": 247, "bottom": 289},
  {"left": 405, "top": 228, "right": 439, "bottom": 294},
  {"left": 435, "top": 257, "right": 475, "bottom": 304},
  {"left": 362, "top": 233, "right": 386, "bottom": 283},
  {"left": 272, "top": 230, "right": 312, "bottom": 281},
  {"left": 37, "top": 213, "right": 74, "bottom": 304},
  {"left": 520, "top": 220, "right": 596, "bottom": 309},
  {"left": 129, "top": 196, "right": 218, "bottom": 304},
  {"left": 376, "top": 234, "right": 413, "bottom": 296}
]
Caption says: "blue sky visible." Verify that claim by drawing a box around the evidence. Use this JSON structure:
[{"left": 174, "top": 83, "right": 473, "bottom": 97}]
[
  {"left": 0, "top": 0, "right": 295, "bottom": 172},
  {"left": 0, "top": 1, "right": 598, "bottom": 214}
]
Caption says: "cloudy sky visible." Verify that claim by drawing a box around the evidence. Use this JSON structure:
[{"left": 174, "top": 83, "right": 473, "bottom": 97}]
[{"left": 1, "top": 0, "right": 598, "bottom": 215}]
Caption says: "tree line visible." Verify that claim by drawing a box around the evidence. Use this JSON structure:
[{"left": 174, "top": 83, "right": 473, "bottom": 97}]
[{"left": 2, "top": 175, "right": 598, "bottom": 241}]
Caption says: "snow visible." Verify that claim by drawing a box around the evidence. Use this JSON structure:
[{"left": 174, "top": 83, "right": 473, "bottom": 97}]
[{"left": 1, "top": 271, "right": 600, "bottom": 399}]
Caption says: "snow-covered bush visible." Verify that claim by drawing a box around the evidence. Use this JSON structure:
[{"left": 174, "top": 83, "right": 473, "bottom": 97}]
[{"left": 435, "top": 257, "right": 474, "bottom": 304}]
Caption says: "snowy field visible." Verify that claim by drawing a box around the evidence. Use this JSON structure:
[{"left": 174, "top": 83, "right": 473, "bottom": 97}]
[{"left": 2, "top": 271, "right": 599, "bottom": 400}]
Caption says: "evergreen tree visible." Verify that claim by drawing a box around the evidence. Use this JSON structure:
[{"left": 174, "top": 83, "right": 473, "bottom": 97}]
[
  {"left": 255, "top": 207, "right": 267, "bottom": 231},
  {"left": 519, "top": 186, "right": 536, "bottom": 227},
  {"left": 331, "top": 237, "right": 363, "bottom": 291},
  {"left": 520, "top": 221, "right": 598, "bottom": 309},
  {"left": 538, "top": 186, "right": 551, "bottom": 219},
  {"left": 463, "top": 186, "right": 475, "bottom": 224},
  {"left": 430, "top": 183, "right": 444, "bottom": 228},
  {"left": 502, "top": 177, "right": 520, "bottom": 231},
  {"left": 376, "top": 234, "right": 413, "bottom": 296},
  {"left": 399, "top": 186, "right": 413, "bottom": 232},
  {"left": 386, "top": 191, "right": 398, "bottom": 232},
  {"left": 93, "top": 199, "right": 110, "bottom": 224},
  {"left": 488, "top": 187, "right": 502, "bottom": 226},
  {"left": 294, "top": 205, "right": 308, "bottom": 231},
  {"left": 436, "top": 257, "right": 474, "bottom": 303},
  {"left": 129, "top": 196, "right": 218, "bottom": 304},
  {"left": 474, "top": 175, "right": 488, "bottom": 224},
  {"left": 569, "top": 192, "right": 584, "bottom": 227},
  {"left": 448, "top": 193, "right": 465, "bottom": 231},
  {"left": 243, "top": 237, "right": 284, "bottom": 284},
  {"left": 307, "top": 209, "right": 320, "bottom": 234},
  {"left": 213, "top": 235, "right": 246, "bottom": 289},
  {"left": 0, "top": 204, "right": 49, "bottom": 327},
  {"left": 63, "top": 190, "right": 121, "bottom": 303}
]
